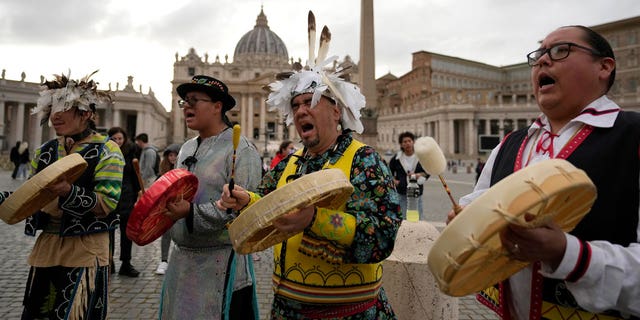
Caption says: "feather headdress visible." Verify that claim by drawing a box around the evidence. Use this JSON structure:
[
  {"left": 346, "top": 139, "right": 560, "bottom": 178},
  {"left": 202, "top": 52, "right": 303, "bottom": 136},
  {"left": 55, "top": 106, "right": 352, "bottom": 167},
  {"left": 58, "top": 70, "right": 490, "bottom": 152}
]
[
  {"left": 266, "top": 11, "right": 365, "bottom": 133},
  {"left": 33, "top": 70, "right": 111, "bottom": 126}
]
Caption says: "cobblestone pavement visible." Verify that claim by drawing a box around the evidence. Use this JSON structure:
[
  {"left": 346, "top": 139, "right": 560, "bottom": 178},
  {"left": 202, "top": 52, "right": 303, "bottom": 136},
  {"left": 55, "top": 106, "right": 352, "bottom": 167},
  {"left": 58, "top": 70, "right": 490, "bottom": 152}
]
[{"left": 0, "top": 162, "right": 498, "bottom": 319}]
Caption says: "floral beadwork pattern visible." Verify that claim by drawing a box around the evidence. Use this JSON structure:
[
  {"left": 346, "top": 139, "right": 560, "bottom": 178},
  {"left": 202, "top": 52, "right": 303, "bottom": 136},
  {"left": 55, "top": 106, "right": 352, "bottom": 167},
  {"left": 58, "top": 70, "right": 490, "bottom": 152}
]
[{"left": 259, "top": 132, "right": 401, "bottom": 264}]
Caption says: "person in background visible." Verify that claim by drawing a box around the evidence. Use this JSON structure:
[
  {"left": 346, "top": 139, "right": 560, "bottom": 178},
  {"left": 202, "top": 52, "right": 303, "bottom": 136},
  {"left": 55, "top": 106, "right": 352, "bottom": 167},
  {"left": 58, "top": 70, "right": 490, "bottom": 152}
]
[
  {"left": 161, "top": 75, "right": 263, "bottom": 319},
  {"left": 269, "top": 140, "right": 294, "bottom": 169},
  {"left": 20, "top": 72, "right": 124, "bottom": 319},
  {"left": 16, "top": 141, "right": 30, "bottom": 180},
  {"left": 10, "top": 141, "right": 20, "bottom": 179},
  {"left": 474, "top": 157, "right": 485, "bottom": 183},
  {"left": 135, "top": 133, "right": 158, "bottom": 188},
  {"left": 108, "top": 126, "right": 142, "bottom": 277},
  {"left": 388, "top": 131, "right": 429, "bottom": 220},
  {"left": 155, "top": 143, "right": 180, "bottom": 275},
  {"left": 451, "top": 25, "right": 640, "bottom": 318}
]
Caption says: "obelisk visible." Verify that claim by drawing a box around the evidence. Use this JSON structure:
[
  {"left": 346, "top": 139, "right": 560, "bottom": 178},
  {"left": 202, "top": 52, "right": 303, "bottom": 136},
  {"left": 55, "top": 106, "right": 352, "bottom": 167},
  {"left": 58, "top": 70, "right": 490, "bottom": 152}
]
[{"left": 359, "top": 0, "right": 378, "bottom": 147}]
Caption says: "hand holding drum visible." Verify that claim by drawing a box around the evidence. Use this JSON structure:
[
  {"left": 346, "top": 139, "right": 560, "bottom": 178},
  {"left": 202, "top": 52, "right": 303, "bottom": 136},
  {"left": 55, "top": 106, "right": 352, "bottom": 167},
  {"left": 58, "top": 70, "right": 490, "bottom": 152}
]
[
  {"left": 426, "top": 159, "right": 596, "bottom": 296},
  {"left": 226, "top": 168, "right": 353, "bottom": 254},
  {"left": 0, "top": 153, "right": 87, "bottom": 225},
  {"left": 127, "top": 168, "right": 198, "bottom": 246}
]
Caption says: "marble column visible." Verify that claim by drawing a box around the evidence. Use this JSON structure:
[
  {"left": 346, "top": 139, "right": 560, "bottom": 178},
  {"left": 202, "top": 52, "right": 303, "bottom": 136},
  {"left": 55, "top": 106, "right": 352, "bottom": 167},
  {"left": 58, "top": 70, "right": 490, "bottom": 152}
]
[
  {"left": 276, "top": 114, "right": 284, "bottom": 140},
  {"left": 447, "top": 119, "right": 455, "bottom": 156},
  {"left": 136, "top": 110, "right": 144, "bottom": 135},
  {"left": 466, "top": 118, "right": 475, "bottom": 157},
  {"left": 259, "top": 95, "right": 266, "bottom": 140},
  {"left": 0, "top": 100, "right": 5, "bottom": 150},
  {"left": 34, "top": 111, "right": 43, "bottom": 147},
  {"left": 16, "top": 102, "right": 25, "bottom": 142},
  {"left": 0, "top": 100, "right": 5, "bottom": 138},
  {"left": 247, "top": 95, "right": 254, "bottom": 139},
  {"left": 240, "top": 94, "right": 248, "bottom": 137},
  {"left": 113, "top": 109, "right": 121, "bottom": 127}
]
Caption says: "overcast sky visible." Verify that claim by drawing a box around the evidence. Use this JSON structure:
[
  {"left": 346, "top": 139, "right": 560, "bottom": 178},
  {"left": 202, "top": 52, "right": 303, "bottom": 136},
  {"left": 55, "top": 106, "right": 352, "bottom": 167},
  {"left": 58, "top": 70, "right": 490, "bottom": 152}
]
[{"left": 1, "top": 0, "right": 638, "bottom": 111}]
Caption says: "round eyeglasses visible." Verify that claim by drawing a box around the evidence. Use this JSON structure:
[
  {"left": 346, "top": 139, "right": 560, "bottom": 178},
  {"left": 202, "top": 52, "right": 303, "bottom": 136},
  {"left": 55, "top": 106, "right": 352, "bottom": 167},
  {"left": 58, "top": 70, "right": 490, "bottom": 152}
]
[{"left": 526, "top": 42, "right": 602, "bottom": 67}]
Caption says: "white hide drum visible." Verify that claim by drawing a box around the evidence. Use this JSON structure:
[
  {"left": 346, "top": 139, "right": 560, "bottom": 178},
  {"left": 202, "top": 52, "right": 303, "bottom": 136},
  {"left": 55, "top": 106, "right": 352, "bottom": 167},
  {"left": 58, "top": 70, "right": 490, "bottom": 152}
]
[
  {"left": 427, "top": 159, "right": 596, "bottom": 297},
  {"left": 0, "top": 153, "right": 87, "bottom": 225},
  {"left": 228, "top": 168, "right": 354, "bottom": 254}
]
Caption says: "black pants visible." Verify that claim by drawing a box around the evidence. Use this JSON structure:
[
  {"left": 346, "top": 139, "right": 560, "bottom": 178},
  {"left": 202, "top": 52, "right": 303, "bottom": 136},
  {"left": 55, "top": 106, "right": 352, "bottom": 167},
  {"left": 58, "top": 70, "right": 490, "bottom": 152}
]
[
  {"left": 11, "top": 162, "right": 19, "bottom": 178},
  {"left": 119, "top": 212, "right": 133, "bottom": 262},
  {"left": 115, "top": 186, "right": 137, "bottom": 263},
  {"left": 229, "top": 286, "right": 256, "bottom": 320}
]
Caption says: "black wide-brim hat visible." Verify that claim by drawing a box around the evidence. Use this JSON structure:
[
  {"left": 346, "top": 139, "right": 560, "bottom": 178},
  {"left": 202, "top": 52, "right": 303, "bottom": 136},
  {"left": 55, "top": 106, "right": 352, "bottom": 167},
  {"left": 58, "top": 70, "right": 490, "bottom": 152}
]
[{"left": 177, "top": 75, "right": 236, "bottom": 111}]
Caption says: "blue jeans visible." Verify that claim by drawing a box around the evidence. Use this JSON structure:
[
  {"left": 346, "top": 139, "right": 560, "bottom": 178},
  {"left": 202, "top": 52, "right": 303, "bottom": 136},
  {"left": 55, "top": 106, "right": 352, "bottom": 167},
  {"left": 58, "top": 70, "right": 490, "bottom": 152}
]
[
  {"left": 16, "top": 163, "right": 29, "bottom": 179},
  {"left": 399, "top": 194, "right": 424, "bottom": 220},
  {"left": 160, "top": 232, "right": 171, "bottom": 261}
]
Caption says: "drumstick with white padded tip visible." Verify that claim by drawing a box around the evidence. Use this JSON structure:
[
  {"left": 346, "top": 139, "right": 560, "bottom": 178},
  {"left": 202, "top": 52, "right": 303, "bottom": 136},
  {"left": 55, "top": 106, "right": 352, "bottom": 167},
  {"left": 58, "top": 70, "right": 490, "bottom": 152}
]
[
  {"left": 414, "top": 136, "right": 462, "bottom": 214},
  {"left": 227, "top": 124, "right": 241, "bottom": 215}
]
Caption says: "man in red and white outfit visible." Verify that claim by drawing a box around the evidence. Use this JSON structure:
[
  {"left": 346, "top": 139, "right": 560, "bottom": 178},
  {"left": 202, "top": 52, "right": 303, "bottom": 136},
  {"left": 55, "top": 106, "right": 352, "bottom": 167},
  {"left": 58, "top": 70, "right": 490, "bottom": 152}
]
[{"left": 452, "top": 25, "right": 640, "bottom": 319}]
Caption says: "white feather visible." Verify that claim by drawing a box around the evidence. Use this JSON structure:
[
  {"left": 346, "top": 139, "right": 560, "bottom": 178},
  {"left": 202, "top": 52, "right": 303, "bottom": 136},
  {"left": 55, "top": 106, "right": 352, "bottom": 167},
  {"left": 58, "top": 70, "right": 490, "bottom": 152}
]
[
  {"left": 266, "top": 13, "right": 366, "bottom": 133},
  {"left": 316, "top": 26, "right": 331, "bottom": 65},
  {"left": 308, "top": 11, "right": 316, "bottom": 67}
]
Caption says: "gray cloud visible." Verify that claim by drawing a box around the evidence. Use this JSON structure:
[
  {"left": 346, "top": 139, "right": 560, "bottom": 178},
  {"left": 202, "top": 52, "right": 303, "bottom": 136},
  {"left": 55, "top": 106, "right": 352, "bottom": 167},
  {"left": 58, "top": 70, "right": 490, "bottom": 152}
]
[
  {"left": 0, "top": 0, "right": 110, "bottom": 44},
  {"left": 0, "top": 0, "right": 638, "bottom": 109}
]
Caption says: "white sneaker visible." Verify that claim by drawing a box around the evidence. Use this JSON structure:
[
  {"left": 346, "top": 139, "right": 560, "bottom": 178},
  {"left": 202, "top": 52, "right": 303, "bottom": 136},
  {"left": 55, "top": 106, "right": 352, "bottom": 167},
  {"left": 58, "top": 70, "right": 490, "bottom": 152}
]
[{"left": 155, "top": 261, "right": 168, "bottom": 275}]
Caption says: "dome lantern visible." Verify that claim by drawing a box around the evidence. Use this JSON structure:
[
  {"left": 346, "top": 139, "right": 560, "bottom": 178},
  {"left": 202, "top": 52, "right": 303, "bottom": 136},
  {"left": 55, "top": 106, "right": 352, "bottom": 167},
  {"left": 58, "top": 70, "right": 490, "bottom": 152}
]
[{"left": 233, "top": 7, "right": 289, "bottom": 65}]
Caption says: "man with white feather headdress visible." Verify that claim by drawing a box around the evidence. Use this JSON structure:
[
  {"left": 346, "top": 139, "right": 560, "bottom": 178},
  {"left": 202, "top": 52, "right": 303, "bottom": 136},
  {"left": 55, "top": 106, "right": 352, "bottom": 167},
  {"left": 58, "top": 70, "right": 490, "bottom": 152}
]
[{"left": 218, "top": 11, "right": 401, "bottom": 319}]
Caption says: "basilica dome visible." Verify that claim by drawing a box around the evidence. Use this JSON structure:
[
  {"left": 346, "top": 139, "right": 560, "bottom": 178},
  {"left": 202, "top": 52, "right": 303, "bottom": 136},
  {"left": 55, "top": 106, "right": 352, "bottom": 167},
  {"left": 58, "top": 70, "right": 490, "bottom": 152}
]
[{"left": 233, "top": 8, "right": 289, "bottom": 65}]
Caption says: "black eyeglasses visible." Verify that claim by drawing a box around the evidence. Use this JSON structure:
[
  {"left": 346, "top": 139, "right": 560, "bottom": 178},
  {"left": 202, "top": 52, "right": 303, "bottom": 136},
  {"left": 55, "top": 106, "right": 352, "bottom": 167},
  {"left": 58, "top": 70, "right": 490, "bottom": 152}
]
[
  {"left": 178, "top": 97, "right": 212, "bottom": 108},
  {"left": 526, "top": 42, "right": 602, "bottom": 67}
]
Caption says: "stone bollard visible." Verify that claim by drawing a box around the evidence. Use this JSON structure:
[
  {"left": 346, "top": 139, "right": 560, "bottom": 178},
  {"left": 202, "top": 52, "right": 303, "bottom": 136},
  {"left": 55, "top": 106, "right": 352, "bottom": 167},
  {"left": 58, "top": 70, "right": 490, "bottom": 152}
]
[{"left": 383, "top": 220, "right": 458, "bottom": 319}]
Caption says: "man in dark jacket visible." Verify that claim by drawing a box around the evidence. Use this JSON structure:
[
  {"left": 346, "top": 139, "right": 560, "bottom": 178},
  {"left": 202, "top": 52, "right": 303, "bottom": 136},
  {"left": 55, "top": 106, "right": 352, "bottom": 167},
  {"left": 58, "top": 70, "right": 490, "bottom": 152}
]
[
  {"left": 388, "top": 131, "right": 429, "bottom": 220},
  {"left": 10, "top": 141, "right": 20, "bottom": 179}
]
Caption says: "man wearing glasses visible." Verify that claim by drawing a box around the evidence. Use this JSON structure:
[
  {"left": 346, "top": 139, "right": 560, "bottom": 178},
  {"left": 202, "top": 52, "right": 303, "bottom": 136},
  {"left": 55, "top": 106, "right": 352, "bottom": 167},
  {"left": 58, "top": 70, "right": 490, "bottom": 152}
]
[
  {"left": 451, "top": 26, "right": 640, "bottom": 319},
  {"left": 160, "top": 75, "right": 263, "bottom": 319}
]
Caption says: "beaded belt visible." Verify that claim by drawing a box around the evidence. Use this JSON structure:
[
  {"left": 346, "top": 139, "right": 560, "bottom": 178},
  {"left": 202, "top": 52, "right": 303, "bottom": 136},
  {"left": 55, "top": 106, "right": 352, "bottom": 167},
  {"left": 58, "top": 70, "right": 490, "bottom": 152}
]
[{"left": 296, "top": 298, "right": 377, "bottom": 318}]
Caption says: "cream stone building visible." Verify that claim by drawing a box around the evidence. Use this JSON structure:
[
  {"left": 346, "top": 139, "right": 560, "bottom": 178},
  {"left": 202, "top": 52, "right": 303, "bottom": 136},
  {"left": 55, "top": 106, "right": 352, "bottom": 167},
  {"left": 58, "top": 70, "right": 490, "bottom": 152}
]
[
  {"left": 170, "top": 8, "right": 293, "bottom": 158},
  {"left": 169, "top": 8, "right": 360, "bottom": 159},
  {"left": 0, "top": 73, "right": 169, "bottom": 168},
  {"left": 1, "top": 9, "right": 637, "bottom": 167},
  {"left": 376, "top": 16, "right": 640, "bottom": 160}
]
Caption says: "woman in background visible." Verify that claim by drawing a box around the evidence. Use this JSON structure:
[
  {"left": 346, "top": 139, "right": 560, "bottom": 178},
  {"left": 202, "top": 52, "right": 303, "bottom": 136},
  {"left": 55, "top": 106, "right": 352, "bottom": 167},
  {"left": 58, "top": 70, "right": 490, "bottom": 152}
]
[
  {"left": 269, "top": 140, "right": 294, "bottom": 169},
  {"left": 108, "top": 126, "right": 142, "bottom": 277},
  {"left": 16, "top": 141, "right": 30, "bottom": 180}
]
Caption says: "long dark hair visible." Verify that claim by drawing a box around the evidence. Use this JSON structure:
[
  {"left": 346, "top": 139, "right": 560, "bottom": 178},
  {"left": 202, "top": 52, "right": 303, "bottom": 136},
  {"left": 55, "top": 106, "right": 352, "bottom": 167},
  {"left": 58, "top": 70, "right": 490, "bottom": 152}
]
[
  {"left": 278, "top": 140, "right": 293, "bottom": 155},
  {"left": 108, "top": 126, "right": 136, "bottom": 156},
  {"left": 108, "top": 126, "right": 127, "bottom": 141}
]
